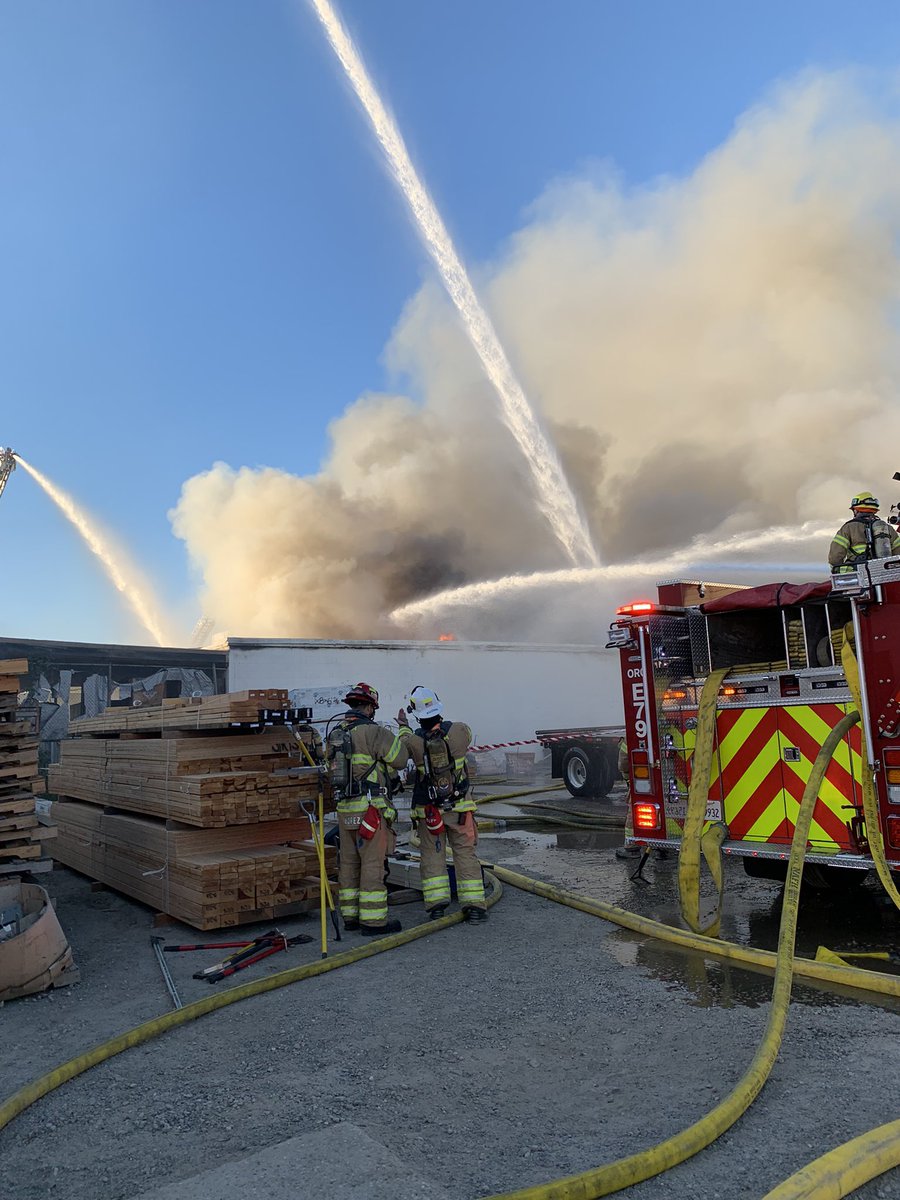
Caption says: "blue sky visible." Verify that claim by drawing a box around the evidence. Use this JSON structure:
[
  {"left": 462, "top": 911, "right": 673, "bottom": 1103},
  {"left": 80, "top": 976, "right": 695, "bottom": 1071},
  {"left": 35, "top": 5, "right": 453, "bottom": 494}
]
[{"left": 3, "top": 1, "right": 900, "bottom": 645}]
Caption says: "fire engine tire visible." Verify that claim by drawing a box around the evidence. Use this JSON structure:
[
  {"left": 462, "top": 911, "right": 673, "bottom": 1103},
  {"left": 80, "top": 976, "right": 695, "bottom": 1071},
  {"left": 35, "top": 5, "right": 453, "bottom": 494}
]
[
  {"left": 802, "top": 863, "right": 867, "bottom": 891},
  {"left": 562, "top": 746, "right": 607, "bottom": 797}
]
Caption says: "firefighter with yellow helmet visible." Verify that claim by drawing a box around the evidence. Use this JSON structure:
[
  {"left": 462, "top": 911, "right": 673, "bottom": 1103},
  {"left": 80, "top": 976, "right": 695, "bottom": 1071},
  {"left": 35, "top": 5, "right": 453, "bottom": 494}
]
[
  {"left": 326, "top": 683, "right": 410, "bottom": 935},
  {"left": 829, "top": 491, "right": 900, "bottom": 572},
  {"left": 398, "top": 685, "right": 487, "bottom": 922}
]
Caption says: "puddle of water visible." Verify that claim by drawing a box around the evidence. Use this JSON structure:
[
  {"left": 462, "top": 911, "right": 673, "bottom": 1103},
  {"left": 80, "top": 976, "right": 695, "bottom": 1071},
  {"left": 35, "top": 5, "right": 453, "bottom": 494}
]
[{"left": 480, "top": 829, "right": 900, "bottom": 1014}]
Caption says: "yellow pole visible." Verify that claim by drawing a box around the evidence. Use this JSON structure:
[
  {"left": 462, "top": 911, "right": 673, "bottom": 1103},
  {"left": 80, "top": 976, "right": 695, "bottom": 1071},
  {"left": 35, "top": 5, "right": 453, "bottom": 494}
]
[
  {"left": 317, "top": 783, "right": 328, "bottom": 959},
  {"left": 295, "top": 733, "right": 331, "bottom": 958}
]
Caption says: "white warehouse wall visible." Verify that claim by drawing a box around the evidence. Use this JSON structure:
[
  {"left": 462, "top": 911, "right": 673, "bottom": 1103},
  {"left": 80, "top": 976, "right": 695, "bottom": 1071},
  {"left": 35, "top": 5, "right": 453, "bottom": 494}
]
[{"left": 227, "top": 639, "right": 623, "bottom": 746}]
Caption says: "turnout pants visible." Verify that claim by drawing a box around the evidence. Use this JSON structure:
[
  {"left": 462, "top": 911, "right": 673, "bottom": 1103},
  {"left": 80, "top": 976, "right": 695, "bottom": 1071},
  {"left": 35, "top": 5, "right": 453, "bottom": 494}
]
[
  {"left": 338, "top": 811, "right": 393, "bottom": 928},
  {"left": 417, "top": 809, "right": 486, "bottom": 912}
]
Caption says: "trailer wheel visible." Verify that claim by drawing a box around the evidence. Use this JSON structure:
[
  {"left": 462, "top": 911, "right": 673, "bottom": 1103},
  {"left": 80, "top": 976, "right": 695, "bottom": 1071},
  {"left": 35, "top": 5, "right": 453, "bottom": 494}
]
[{"left": 562, "top": 747, "right": 594, "bottom": 797}]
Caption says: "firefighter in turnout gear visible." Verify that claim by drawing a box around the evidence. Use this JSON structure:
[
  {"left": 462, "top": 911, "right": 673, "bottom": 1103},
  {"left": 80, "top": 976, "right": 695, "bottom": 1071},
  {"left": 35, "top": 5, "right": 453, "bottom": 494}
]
[
  {"left": 327, "top": 683, "right": 410, "bottom": 936},
  {"left": 398, "top": 685, "right": 487, "bottom": 923},
  {"left": 829, "top": 492, "right": 900, "bottom": 573}
]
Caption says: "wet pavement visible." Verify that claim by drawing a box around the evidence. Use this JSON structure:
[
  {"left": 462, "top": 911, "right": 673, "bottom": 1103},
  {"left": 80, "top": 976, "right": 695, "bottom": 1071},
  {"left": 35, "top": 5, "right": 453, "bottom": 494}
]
[{"left": 473, "top": 779, "right": 900, "bottom": 1016}]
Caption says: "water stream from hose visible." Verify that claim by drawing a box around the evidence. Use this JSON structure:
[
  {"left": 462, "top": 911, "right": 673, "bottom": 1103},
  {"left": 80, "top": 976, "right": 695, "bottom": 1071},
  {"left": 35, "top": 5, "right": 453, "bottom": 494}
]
[
  {"left": 308, "top": 0, "right": 598, "bottom": 568},
  {"left": 390, "top": 522, "right": 829, "bottom": 624},
  {"left": 14, "top": 456, "right": 170, "bottom": 646}
]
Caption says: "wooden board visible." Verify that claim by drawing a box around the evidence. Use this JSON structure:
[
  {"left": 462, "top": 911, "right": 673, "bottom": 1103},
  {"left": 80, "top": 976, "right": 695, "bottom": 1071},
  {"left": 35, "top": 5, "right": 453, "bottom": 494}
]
[
  {"left": 0, "top": 658, "right": 29, "bottom": 676},
  {"left": 71, "top": 690, "right": 291, "bottom": 735}
]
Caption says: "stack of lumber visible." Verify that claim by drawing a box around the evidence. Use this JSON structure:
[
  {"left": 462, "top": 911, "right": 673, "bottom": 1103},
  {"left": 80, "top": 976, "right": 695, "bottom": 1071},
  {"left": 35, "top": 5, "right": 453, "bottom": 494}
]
[
  {"left": 51, "top": 800, "right": 329, "bottom": 930},
  {"left": 49, "top": 732, "right": 325, "bottom": 826},
  {"left": 50, "top": 690, "right": 338, "bottom": 929},
  {"left": 72, "top": 689, "right": 292, "bottom": 735},
  {"left": 0, "top": 658, "right": 54, "bottom": 875}
]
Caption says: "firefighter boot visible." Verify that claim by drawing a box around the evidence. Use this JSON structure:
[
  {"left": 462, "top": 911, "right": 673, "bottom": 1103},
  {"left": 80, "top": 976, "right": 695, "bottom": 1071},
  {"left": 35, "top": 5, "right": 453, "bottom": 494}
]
[
  {"left": 463, "top": 907, "right": 488, "bottom": 923},
  {"left": 360, "top": 919, "right": 402, "bottom": 936},
  {"left": 429, "top": 906, "right": 447, "bottom": 920}
]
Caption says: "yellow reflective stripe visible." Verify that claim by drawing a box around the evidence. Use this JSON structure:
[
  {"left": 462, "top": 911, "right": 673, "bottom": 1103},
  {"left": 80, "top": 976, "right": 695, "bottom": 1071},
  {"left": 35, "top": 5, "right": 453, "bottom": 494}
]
[
  {"left": 832, "top": 534, "right": 850, "bottom": 548},
  {"left": 423, "top": 880, "right": 451, "bottom": 898},
  {"left": 359, "top": 890, "right": 385, "bottom": 900},
  {"left": 850, "top": 543, "right": 867, "bottom": 553},
  {"left": 351, "top": 752, "right": 375, "bottom": 765},
  {"left": 386, "top": 735, "right": 406, "bottom": 762},
  {"left": 457, "top": 881, "right": 485, "bottom": 897},
  {"left": 338, "top": 888, "right": 359, "bottom": 898},
  {"left": 338, "top": 799, "right": 369, "bottom": 813}
]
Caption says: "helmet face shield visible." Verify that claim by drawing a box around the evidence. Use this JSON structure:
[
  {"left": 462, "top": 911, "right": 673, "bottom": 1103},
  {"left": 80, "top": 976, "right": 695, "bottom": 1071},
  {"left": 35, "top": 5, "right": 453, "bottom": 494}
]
[{"left": 406, "top": 684, "right": 443, "bottom": 721}]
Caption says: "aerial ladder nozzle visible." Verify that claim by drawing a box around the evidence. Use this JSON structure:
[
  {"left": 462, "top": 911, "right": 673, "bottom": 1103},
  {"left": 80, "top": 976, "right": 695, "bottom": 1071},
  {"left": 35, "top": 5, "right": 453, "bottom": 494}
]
[{"left": 0, "top": 447, "right": 17, "bottom": 500}]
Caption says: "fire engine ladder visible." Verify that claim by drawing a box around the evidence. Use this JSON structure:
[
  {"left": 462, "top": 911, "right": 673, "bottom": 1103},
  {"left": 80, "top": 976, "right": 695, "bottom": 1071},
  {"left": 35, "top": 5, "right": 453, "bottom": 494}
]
[{"left": 0, "top": 448, "right": 16, "bottom": 501}]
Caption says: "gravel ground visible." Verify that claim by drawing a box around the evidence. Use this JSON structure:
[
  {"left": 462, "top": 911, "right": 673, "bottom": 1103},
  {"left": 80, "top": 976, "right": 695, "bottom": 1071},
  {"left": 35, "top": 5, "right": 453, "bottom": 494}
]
[{"left": 2, "top": 789, "right": 900, "bottom": 1200}]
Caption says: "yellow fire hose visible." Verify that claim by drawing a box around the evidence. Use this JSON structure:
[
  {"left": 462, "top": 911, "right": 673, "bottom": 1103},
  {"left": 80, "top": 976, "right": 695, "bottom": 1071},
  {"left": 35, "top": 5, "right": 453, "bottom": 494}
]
[
  {"left": 484, "top": 712, "right": 892, "bottom": 1200},
  {"left": 756, "top": 633, "right": 900, "bottom": 1200},
  {"left": 0, "top": 873, "right": 502, "bottom": 1136},
  {"left": 760, "top": 1118, "right": 900, "bottom": 1200},
  {"left": 475, "top": 784, "right": 567, "bottom": 804},
  {"left": 677, "top": 666, "right": 732, "bottom": 936},
  {"left": 3, "top": 691, "right": 898, "bottom": 1195}
]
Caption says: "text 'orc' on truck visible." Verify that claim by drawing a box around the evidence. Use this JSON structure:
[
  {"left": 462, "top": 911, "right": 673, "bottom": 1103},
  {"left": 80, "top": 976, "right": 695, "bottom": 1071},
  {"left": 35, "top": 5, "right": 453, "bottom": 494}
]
[{"left": 607, "top": 566, "right": 900, "bottom": 888}]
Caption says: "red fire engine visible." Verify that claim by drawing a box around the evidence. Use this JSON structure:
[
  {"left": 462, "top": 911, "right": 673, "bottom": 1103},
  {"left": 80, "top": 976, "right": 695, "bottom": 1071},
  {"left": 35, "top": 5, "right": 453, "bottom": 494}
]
[{"left": 607, "top": 560, "right": 900, "bottom": 886}]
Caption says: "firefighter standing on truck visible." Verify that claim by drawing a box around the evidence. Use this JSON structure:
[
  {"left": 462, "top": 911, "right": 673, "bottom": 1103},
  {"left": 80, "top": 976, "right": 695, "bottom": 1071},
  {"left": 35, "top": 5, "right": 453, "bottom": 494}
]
[
  {"left": 398, "top": 685, "right": 487, "bottom": 923},
  {"left": 829, "top": 491, "right": 900, "bottom": 572},
  {"left": 327, "top": 683, "right": 410, "bottom": 936}
]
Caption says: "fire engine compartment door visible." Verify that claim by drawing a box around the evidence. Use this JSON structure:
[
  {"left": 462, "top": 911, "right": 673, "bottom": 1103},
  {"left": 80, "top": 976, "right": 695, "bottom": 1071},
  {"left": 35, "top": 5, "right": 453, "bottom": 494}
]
[
  {"left": 775, "top": 703, "right": 860, "bottom": 852},
  {"left": 714, "top": 707, "right": 786, "bottom": 843},
  {"left": 713, "top": 702, "right": 860, "bottom": 849}
]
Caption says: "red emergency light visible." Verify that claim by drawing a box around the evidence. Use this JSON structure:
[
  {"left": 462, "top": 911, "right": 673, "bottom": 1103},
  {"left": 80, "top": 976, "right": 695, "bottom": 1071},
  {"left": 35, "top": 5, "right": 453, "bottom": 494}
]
[
  {"left": 616, "top": 601, "right": 655, "bottom": 616},
  {"left": 633, "top": 802, "right": 661, "bottom": 831}
]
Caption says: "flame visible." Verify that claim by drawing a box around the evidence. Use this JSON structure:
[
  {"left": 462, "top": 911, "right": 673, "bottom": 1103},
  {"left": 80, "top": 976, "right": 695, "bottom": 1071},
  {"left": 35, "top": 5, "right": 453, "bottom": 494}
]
[{"left": 438, "top": 633, "right": 457, "bottom": 642}]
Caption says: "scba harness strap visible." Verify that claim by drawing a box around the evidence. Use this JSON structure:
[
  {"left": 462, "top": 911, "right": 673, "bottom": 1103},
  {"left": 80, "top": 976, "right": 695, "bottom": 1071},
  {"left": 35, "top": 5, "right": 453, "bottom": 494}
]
[
  {"left": 419, "top": 721, "right": 470, "bottom": 809},
  {"left": 327, "top": 714, "right": 396, "bottom": 812}
]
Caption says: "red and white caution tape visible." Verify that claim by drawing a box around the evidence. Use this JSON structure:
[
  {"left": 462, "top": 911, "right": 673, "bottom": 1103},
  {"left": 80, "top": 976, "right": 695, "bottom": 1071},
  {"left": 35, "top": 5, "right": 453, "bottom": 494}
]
[{"left": 468, "top": 738, "right": 542, "bottom": 753}]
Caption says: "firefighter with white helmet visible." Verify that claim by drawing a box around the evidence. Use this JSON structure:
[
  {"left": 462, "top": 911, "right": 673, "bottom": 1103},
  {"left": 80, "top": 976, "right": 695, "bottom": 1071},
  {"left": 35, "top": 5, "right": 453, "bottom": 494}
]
[
  {"left": 326, "top": 683, "right": 411, "bottom": 935},
  {"left": 829, "top": 491, "right": 900, "bottom": 573},
  {"left": 398, "top": 685, "right": 487, "bottom": 922}
]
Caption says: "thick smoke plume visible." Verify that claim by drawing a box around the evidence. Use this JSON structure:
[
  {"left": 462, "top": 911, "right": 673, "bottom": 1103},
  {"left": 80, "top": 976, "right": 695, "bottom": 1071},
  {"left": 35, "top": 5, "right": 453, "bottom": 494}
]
[{"left": 171, "top": 72, "right": 900, "bottom": 641}]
